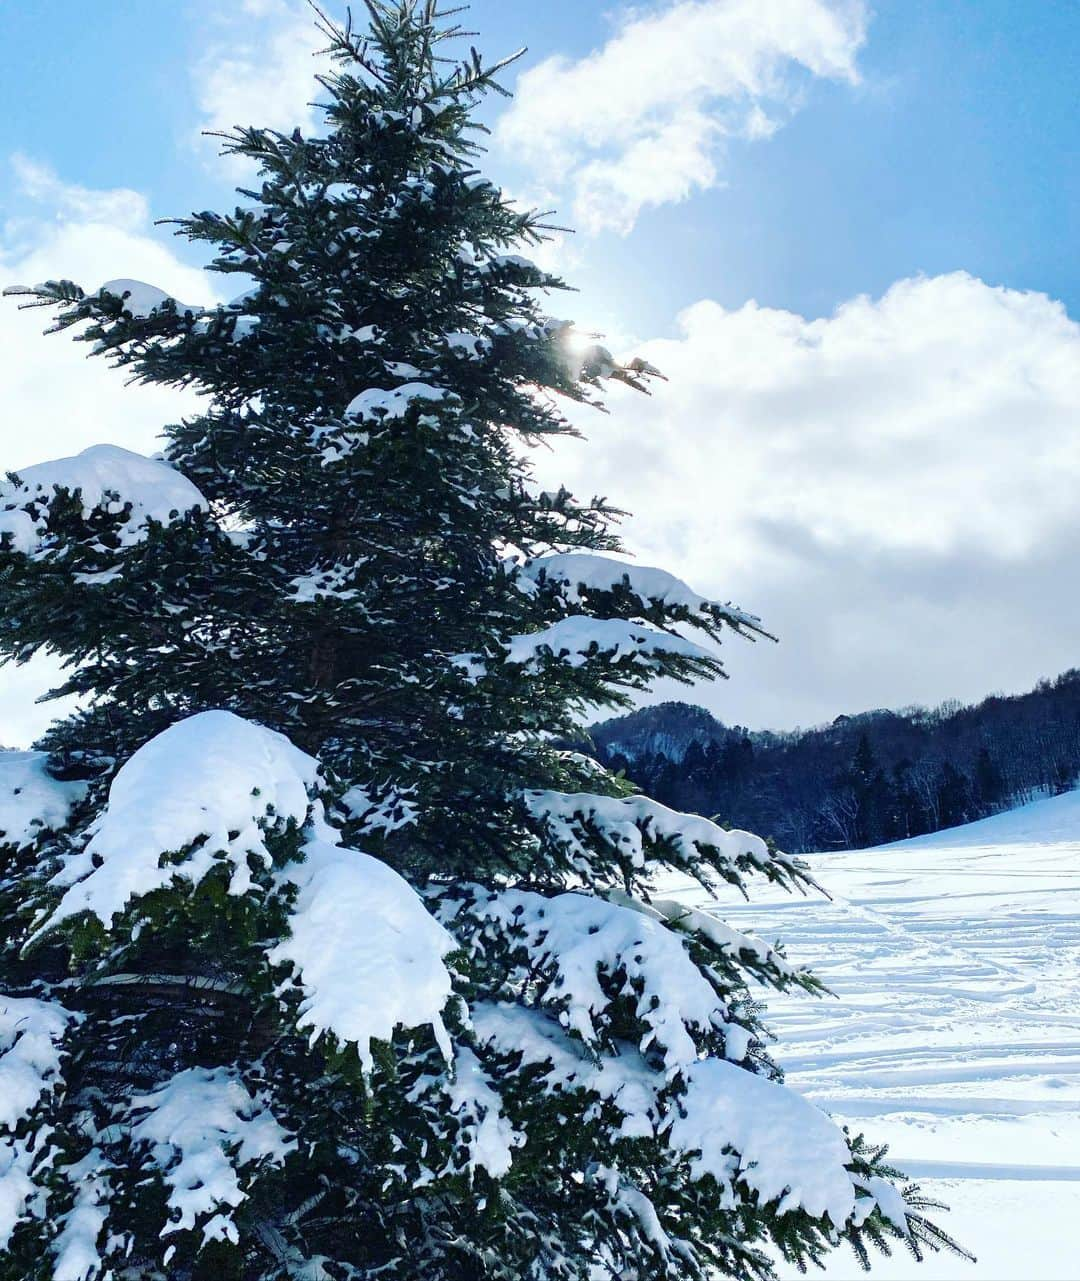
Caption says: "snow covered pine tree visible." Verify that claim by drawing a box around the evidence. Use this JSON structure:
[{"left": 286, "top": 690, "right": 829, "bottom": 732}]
[{"left": 0, "top": 4, "right": 968, "bottom": 1279}]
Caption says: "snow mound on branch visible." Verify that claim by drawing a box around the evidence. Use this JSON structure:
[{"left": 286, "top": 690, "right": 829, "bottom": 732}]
[
  {"left": 46, "top": 710, "right": 321, "bottom": 931},
  {"left": 477, "top": 253, "right": 538, "bottom": 274},
  {"left": 524, "top": 789, "right": 770, "bottom": 875},
  {"left": 0, "top": 996, "right": 77, "bottom": 1129},
  {"left": 519, "top": 554, "right": 759, "bottom": 628},
  {"left": 97, "top": 278, "right": 204, "bottom": 318},
  {"left": 0, "top": 445, "right": 206, "bottom": 556},
  {"left": 455, "top": 617, "right": 714, "bottom": 680},
  {"left": 270, "top": 841, "right": 455, "bottom": 1071},
  {"left": 345, "top": 382, "right": 458, "bottom": 420},
  {"left": 0, "top": 753, "right": 86, "bottom": 851},
  {"left": 445, "top": 888, "right": 728, "bottom": 1070},
  {"left": 667, "top": 1058, "right": 863, "bottom": 1228},
  {"left": 130, "top": 1067, "right": 293, "bottom": 1244}
]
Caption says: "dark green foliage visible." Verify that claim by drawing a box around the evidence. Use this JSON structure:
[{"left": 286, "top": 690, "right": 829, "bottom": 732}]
[{"left": 0, "top": 5, "right": 969, "bottom": 1279}]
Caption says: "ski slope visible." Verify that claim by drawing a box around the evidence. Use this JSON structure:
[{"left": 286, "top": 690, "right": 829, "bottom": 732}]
[{"left": 709, "top": 789, "right": 1080, "bottom": 1279}]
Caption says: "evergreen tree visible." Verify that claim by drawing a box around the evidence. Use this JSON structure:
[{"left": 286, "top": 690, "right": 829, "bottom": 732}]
[
  {"left": 850, "top": 733, "right": 878, "bottom": 789},
  {"left": 974, "top": 746, "right": 1005, "bottom": 810},
  {"left": 840, "top": 734, "right": 893, "bottom": 847},
  {"left": 0, "top": 4, "right": 967, "bottom": 1279},
  {"left": 937, "top": 762, "right": 973, "bottom": 830}
]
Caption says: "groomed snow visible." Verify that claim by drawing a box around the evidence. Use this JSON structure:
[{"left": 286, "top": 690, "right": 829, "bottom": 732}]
[
  {"left": 270, "top": 841, "right": 455, "bottom": 1070},
  {"left": 0, "top": 752, "right": 86, "bottom": 850},
  {"left": 685, "top": 786, "right": 1080, "bottom": 1279},
  {"left": 45, "top": 710, "right": 321, "bottom": 930},
  {"left": 0, "top": 444, "right": 207, "bottom": 556},
  {"left": 881, "top": 784, "right": 1080, "bottom": 849}
]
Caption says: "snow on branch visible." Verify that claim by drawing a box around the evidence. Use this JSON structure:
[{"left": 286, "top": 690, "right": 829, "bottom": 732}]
[
  {"left": 41, "top": 710, "right": 322, "bottom": 933},
  {"left": 517, "top": 553, "right": 763, "bottom": 635},
  {"left": 49, "top": 1149, "right": 111, "bottom": 1281},
  {"left": 95, "top": 279, "right": 205, "bottom": 319},
  {"left": 0, "top": 753, "right": 86, "bottom": 851},
  {"left": 269, "top": 841, "right": 455, "bottom": 1071},
  {"left": 666, "top": 1059, "right": 866, "bottom": 1228},
  {"left": 0, "top": 997, "right": 77, "bottom": 1131},
  {"left": 129, "top": 1066, "right": 293, "bottom": 1246},
  {"left": 471, "top": 1002, "right": 659, "bottom": 1140},
  {"left": 475, "top": 1000, "right": 905, "bottom": 1238},
  {"left": 0, "top": 1139, "right": 37, "bottom": 1253},
  {"left": 340, "top": 782, "right": 419, "bottom": 837},
  {"left": 439, "top": 887, "right": 739, "bottom": 1071},
  {"left": 522, "top": 788, "right": 803, "bottom": 891},
  {"left": 0, "top": 996, "right": 79, "bottom": 1252},
  {"left": 606, "top": 890, "right": 801, "bottom": 999},
  {"left": 344, "top": 383, "right": 459, "bottom": 421},
  {"left": 454, "top": 616, "right": 716, "bottom": 682},
  {"left": 0, "top": 445, "right": 207, "bottom": 558},
  {"left": 410, "top": 1046, "right": 524, "bottom": 1181}
]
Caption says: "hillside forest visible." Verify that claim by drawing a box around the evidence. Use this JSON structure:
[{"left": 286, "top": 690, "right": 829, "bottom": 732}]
[{"left": 591, "top": 669, "right": 1080, "bottom": 852}]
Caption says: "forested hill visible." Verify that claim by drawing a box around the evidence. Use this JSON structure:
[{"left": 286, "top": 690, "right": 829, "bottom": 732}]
[{"left": 590, "top": 669, "right": 1080, "bottom": 852}]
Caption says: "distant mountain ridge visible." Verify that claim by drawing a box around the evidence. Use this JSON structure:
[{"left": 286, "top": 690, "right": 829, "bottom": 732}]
[
  {"left": 590, "top": 702, "right": 729, "bottom": 764},
  {"left": 589, "top": 669, "right": 1080, "bottom": 852}
]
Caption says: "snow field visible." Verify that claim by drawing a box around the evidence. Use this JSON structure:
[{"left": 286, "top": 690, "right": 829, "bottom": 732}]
[{"left": 696, "top": 789, "right": 1080, "bottom": 1279}]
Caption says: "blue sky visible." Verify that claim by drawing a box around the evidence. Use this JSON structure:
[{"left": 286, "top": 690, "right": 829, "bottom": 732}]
[
  {"left": 3, "top": 1, "right": 1076, "bottom": 327},
  {"left": 2, "top": 1, "right": 1079, "bottom": 740}
]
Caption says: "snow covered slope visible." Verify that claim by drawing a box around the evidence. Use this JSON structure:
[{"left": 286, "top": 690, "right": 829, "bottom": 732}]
[{"left": 701, "top": 788, "right": 1080, "bottom": 1279}]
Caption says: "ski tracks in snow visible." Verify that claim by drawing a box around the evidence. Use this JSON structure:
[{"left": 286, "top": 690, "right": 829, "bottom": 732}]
[{"left": 693, "top": 792, "right": 1080, "bottom": 1278}]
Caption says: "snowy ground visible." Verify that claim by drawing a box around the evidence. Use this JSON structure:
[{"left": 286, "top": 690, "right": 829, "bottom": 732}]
[{"left": 705, "top": 789, "right": 1080, "bottom": 1280}]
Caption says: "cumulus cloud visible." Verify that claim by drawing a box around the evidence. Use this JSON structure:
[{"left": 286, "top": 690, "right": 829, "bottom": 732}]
[
  {"left": 496, "top": 0, "right": 867, "bottom": 234},
  {"left": 10, "top": 154, "right": 150, "bottom": 233},
  {"left": 534, "top": 273, "right": 1080, "bottom": 726},
  {"left": 1, "top": 158, "right": 216, "bottom": 469},
  {"left": 3, "top": 146, "right": 1076, "bottom": 747},
  {"left": 1, "top": 158, "right": 216, "bottom": 745},
  {"left": 191, "top": 0, "right": 330, "bottom": 169}
]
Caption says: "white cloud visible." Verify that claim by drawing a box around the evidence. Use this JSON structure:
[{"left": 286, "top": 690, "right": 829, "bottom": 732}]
[
  {"left": 191, "top": 0, "right": 329, "bottom": 169},
  {"left": 1, "top": 158, "right": 217, "bottom": 470},
  {"left": 10, "top": 154, "right": 150, "bottom": 233},
  {"left": 496, "top": 0, "right": 866, "bottom": 234},
  {"left": 1, "top": 159, "right": 216, "bottom": 745},
  {"left": 534, "top": 273, "right": 1080, "bottom": 726}
]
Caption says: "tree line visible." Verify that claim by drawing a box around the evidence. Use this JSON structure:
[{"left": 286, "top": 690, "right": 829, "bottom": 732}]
[{"left": 591, "top": 668, "right": 1080, "bottom": 852}]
